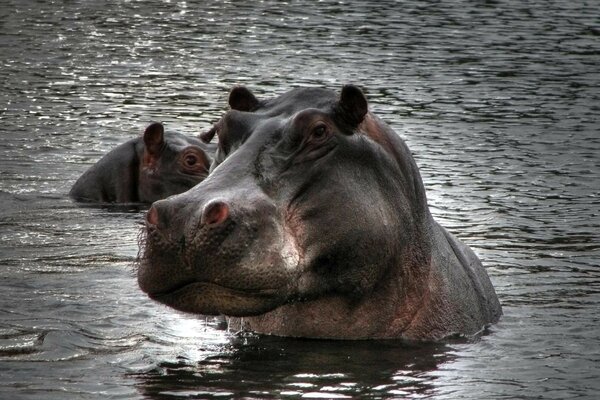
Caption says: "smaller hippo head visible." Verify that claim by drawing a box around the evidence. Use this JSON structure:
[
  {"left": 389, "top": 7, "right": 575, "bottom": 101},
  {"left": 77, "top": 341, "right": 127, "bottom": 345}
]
[
  {"left": 138, "top": 85, "right": 431, "bottom": 320},
  {"left": 70, "top": 122, "right": 216, "bottom": 204},
  {"left": 137, "top": 123, "right": 213, "bottom": 203}
]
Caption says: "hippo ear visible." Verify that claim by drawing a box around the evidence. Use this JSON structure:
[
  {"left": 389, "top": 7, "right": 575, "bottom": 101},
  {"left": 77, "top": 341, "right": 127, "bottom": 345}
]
[
  {"left": 229, "top": 86, "right": 260, "bottom": 112},
  {"left": 199, "top": 124, "right": 217, "bottom": 143},
  {"left": 335, "top": 84, "right": 368, "bottom": 129},
  {"left": 143, "top": 122, "right": 165, "bottom": 156}
]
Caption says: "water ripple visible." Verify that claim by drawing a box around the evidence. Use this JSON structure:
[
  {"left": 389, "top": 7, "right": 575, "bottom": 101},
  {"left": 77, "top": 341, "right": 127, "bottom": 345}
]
[{"left": 1, "top": 0, "right": 599, "bottom": 398}]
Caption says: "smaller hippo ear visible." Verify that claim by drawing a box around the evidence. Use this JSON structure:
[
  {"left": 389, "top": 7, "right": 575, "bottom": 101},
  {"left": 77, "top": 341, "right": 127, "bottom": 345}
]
[
  {"left": 143, "top": 122, "right": 165, "bottom": 156},
  {"left": 229, "top": 86, "right": 260, "bottom": 112},
  {"left": 336, "top": 84, "right": 368, "bottom": 129}
]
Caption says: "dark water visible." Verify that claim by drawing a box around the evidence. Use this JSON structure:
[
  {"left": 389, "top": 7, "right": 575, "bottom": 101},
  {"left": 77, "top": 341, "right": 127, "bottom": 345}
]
[{"left": 1, "top": 0, "right": 599, "bottom": 398}]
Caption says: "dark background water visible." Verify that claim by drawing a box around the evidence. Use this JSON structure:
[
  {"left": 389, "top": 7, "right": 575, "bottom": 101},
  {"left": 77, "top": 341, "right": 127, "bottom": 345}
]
[{"left": 1, "top": 0, "right": 599, "bottom": 398}]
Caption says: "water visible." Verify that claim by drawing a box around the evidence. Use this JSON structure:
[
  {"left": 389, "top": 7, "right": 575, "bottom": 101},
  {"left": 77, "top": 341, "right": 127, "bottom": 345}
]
[{"left": 1, "top": 0, "right": 599, "bottom": 398}]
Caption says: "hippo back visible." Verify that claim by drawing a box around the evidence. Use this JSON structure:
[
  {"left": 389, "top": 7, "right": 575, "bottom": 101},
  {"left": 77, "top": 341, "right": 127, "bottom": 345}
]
[{"left": 69, "top": 138, "right": 141, "bottom": 203}]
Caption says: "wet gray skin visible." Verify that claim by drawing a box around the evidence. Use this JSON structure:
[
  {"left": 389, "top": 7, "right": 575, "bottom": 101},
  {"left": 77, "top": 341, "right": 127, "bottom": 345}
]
[
  {"left": 138, "top": 86, "right": 502, "bottom": 341},
  {"left": 69, "top": 122, "right": 215, "bottom": 204}
]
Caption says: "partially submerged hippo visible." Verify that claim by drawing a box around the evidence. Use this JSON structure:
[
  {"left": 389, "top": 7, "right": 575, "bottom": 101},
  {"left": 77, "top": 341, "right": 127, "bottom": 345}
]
[
  {"left": 138, "top": 86, "right": 502, "bottom": 341},
  {"left": 70, "top": 123, "right": 215, "bottom": 204}
]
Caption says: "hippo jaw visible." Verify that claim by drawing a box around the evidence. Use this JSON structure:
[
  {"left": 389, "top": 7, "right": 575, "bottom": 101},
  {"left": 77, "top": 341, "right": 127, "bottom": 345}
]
[
  {"left": 138, "top": 256, "right": 299, "bottom": 317},
  {"left": 143, "top": 281, "right": 287, "bottom": 317}
]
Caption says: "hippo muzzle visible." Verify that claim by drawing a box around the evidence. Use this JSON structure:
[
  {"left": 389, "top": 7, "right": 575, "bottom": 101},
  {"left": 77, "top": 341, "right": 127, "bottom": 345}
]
[{"left": 138, "top": 179, "right": 299, "bottom": 317}]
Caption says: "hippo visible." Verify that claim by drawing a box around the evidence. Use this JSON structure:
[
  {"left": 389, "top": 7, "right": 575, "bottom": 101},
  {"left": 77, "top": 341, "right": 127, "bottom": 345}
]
[
  {"left": 69, "top": 122, "right": 215, "bottom": 204},
  {"left": 137, "top": 85, "right": 502, "bottom": 341}
]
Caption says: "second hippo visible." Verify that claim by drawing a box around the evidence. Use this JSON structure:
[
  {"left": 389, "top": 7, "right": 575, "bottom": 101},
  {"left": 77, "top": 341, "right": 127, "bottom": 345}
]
[{"left": 70, "top": 123, "right": 215, "bottom": 204}]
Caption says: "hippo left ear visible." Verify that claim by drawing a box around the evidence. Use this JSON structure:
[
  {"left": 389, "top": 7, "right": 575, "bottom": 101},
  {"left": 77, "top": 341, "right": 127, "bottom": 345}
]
[
  {"left": 199, "top": 124, "right": 217, "bottom": 143},
  {"left": 229, "top": 86, "right": 260, "bottom": 112},
  {"left": 143, "top": 122, "right": 165, "bottom": 156},
  {"left": 335, "top": 84, "right": 368, "bottom": 130}
]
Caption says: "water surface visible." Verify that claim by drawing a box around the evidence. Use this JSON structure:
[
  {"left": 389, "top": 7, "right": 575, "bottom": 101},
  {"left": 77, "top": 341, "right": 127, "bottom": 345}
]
[{"left": 1, "top": 1, "right": 599, "bottom": 399}]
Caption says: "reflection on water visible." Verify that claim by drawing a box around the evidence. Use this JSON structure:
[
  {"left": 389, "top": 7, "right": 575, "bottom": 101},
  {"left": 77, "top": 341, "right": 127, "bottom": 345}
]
[
  {"left": 1, "top": 0, "right": 599, "bottom": 398},
  {"left": 134, "top": 335, "right": 451, "bottom": 399}
]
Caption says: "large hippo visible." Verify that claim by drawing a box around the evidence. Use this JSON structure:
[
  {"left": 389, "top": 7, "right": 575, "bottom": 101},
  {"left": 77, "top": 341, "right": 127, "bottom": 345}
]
[
  {"left": 137, "top": 86, "right": 502, "bottom": 341},
  {"left": 70, "top": 123, "right": 215, "bottom": 204}
]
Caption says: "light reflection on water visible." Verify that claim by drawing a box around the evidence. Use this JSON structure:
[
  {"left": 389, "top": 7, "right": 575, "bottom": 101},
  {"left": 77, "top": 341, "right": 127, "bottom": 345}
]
[{"left": 1, "top": 0, "right": 599, "bottom": 398}]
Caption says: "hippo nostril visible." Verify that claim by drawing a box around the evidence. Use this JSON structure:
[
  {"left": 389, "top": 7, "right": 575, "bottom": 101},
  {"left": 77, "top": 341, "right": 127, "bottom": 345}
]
[
  {"left": 146, "top": 205, "right": 159, "bottom": 226},
  {"left": 201, "top": 200, "right": 230, "bottom": 226}
]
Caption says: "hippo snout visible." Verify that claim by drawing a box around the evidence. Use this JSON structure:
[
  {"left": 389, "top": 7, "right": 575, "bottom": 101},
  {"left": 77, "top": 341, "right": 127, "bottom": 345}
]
[
  {"left": 138, "top": 187, "right": 295, "bottom": 316},
  {"left": 201, "top": 200, "right": 230, "bottom": 226},
  {"left": 145, "top": 197, "right": 230, "bottom": 232},
  {"left": 145, "top": 205, "right": 159, "bottom": 226}
]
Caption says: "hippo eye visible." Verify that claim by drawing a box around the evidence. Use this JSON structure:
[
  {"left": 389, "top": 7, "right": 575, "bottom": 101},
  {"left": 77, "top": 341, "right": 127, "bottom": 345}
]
[
  {"left": 184, "top": 154, "right": 198, "bottom": 166},
  {"left": 310, "top": 123, "right": 330, "bottom": 142},
  {"left": 180, "top": 149, "right": 209, "bottom": 174}
]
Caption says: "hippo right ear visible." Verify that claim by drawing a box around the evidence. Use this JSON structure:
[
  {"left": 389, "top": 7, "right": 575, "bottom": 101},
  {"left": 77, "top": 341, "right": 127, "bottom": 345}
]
[
  {"left": 335, "top": 84, "right": 368, "bottom": 130},
  {"left": 143, "top": 122, "right": 165, "bottom": 156},
  {"left": 229, "top": 86, "right": 260, "bottom": 112}
]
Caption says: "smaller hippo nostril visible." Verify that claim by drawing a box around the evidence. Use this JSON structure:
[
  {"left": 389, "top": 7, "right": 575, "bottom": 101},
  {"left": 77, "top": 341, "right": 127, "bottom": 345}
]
[
  {"left": 201, "top": 201, "right": 230, "bottom": 227},
  {"left": 146, "top": 206, "right": 159, "bottom": 226}
]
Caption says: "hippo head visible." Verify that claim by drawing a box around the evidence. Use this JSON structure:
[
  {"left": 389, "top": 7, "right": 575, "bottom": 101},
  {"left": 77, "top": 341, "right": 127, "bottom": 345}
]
[
  {"left": 137, "top": 123, "right": 213, "bottom": 203},
  {"left": 137, "top": 85, "right": 431, "bottom": 318}
]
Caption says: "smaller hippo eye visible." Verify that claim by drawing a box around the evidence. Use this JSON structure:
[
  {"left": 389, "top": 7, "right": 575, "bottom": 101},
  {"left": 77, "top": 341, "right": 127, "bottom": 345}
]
[
  {"left": 184, "top": 154, "right": 198, "bottom": 166},
  {"left": 180, "top": 149, "right": 209, "bottom": 174}
]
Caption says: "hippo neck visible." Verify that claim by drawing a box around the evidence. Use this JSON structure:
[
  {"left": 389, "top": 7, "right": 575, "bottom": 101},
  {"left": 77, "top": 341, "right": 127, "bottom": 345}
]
[{"left": 359, "top": 113, "right": 429, "bottom": 219}]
